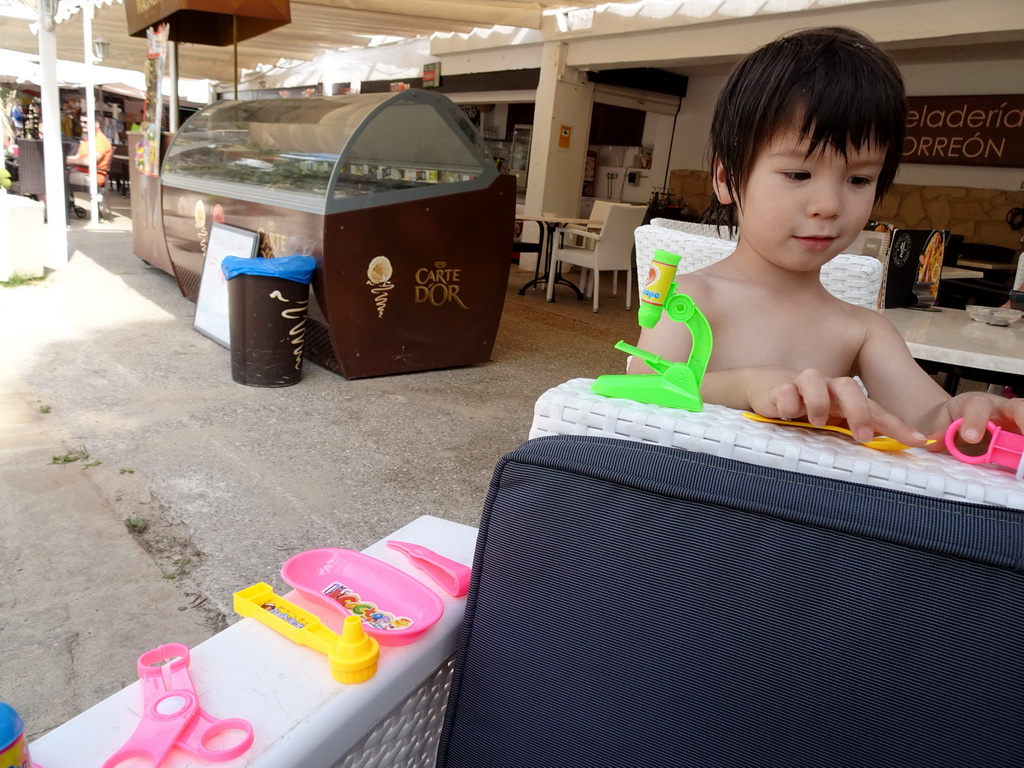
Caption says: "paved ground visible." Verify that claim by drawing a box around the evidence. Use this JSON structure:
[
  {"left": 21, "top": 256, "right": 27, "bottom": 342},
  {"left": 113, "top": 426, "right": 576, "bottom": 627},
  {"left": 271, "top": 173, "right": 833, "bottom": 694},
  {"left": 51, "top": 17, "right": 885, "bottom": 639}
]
[{"left": 0, "top": 194, "right": 639, "bottom": 739}]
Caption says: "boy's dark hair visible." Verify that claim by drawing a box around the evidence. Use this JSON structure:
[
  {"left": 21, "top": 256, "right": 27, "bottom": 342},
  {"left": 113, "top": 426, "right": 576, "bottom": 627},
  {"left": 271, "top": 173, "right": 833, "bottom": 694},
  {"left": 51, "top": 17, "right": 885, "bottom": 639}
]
[{"left": 702, "top": 26, "right": 906, "bottom": 228}]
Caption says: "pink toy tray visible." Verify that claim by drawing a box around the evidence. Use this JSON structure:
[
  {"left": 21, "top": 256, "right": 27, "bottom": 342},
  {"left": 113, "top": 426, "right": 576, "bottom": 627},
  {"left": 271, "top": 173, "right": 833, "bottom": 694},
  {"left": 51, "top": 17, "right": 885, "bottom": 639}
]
[{"left": 281, "top": 548, "right": 444, "bottom": 646}]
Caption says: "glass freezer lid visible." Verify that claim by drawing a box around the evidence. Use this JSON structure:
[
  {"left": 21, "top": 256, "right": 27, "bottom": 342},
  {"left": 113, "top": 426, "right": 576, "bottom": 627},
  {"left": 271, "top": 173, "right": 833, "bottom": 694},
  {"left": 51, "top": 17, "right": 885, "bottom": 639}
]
[{"left": 161, "top": 90, "right": 499, "bottom": 213}]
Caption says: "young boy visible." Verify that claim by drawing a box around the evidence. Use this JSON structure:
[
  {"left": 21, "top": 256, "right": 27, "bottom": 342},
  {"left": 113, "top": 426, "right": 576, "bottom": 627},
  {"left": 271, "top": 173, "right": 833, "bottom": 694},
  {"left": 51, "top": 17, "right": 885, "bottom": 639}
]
[{"left": 630, "top": 26, "right": 1024, "bottom": 451}]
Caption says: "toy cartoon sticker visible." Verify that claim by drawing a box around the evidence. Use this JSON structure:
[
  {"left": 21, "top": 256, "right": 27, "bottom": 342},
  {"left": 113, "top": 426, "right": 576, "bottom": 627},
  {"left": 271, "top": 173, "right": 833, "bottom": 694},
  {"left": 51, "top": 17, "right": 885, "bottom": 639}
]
[
  {"left": 260, "top": 601, "right": 306, "bottom": 629},
  {"left": 322, "top": 582, "right": 414, "bottom": 630}
]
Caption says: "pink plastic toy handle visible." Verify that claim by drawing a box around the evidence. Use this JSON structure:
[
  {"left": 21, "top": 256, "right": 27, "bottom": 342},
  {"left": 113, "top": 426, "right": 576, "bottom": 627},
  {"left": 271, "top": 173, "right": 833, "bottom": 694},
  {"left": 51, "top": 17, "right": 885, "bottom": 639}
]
[
  {"left": 138, "top": 644, "right": 253, "bottom": 761},
  {"left": 105, "top": 643, "right": 254, "bottom": 766},
  {"left": 945, "top": 419, "right": 1024, "bottom": 475},
  {"left": 101, "top": 689, "right": 199, "bottom": 768},
  {"left": 387, "top": 540, "right": 472, "bottom": 597},
  {"left": 177, "top": 711, "right": 255, "bottom": 762}
]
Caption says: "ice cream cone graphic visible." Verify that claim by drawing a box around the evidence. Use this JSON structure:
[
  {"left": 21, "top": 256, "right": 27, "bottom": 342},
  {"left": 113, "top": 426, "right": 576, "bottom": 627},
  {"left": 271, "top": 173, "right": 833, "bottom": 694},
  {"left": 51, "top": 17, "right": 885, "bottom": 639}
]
[{"left": 367, "top": 256, "right": 395, "bottom": 318}]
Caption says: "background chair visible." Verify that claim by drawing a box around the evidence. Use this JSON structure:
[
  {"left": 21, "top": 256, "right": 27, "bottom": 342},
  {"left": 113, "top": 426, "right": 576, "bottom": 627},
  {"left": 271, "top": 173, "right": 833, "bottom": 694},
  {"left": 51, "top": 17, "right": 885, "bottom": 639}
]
[
  {"left": 570, "top": 200, "right": 615, "bottom": 294},
  {"left": 547, "top": 202, "right": 647, "bottom": 311}
]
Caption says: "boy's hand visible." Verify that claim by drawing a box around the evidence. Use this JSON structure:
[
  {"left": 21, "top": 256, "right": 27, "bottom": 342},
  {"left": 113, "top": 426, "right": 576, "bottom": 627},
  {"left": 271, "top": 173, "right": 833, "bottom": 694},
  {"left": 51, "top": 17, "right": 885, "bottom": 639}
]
[
  {"left": 926, "top": 391, "right": 1024, "bottom": 452},
  {"left": 747, "top": 367, "right": 929, "bottom": 447}
]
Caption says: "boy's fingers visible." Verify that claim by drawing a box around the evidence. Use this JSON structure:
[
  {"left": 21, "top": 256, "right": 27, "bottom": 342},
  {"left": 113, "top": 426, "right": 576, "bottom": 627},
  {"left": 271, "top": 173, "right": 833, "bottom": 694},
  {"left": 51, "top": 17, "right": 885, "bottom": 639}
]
[
  {"left": 793, "top": 369, "right": 830, "bottom": 426},
  {"left": 868, "top": 405, "right": 928, "bottom": 447},
  {"left": 831, "top": 382, "right": 874, "bottom": 443},
  {"left": 955, "top": 397, "right": 995, "bottom": 444},
  {"left": 990, "top": 399, "right": 1024, "bottom": 435},
  {"left": 771, "top": 383, "right": 803, "bottom": 421},
  {"left": 832, "top": 383, "right": 926, "bottom": 447}
]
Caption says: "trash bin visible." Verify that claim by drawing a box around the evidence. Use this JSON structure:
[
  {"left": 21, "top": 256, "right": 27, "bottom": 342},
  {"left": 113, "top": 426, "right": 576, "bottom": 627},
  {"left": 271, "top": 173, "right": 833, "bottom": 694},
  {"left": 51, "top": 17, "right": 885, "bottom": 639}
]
[{"left": 222, "top": 255, "right": 316, "bottom": 387}]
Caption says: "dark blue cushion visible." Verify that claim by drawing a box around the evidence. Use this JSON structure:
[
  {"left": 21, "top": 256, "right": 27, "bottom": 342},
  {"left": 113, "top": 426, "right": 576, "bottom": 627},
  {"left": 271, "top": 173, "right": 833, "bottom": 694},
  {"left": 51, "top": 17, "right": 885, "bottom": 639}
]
[{"left": 438, "top": 435, "right": 1024, "bottom": 768}]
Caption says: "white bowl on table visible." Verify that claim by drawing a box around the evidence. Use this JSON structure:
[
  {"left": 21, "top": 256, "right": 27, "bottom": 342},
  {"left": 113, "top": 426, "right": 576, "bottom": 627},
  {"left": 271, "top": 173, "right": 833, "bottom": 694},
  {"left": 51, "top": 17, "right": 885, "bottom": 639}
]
[{"left": 965, "top": 305, "right": 1023, "bottom": 326}]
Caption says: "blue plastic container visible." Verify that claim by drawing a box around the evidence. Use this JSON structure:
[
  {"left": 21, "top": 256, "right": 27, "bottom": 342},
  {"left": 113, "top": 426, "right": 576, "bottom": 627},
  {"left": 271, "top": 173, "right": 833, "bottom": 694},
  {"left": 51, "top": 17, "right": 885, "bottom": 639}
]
[{"left": 0, "top": 702, "right": 32, "bottom": 768}]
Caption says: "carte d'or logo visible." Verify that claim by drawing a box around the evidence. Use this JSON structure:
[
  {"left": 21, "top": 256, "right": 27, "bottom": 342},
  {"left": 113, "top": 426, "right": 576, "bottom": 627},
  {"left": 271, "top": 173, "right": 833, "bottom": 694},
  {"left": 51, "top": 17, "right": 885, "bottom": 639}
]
[
  {"left": 367, "top": 256, "right": 394, "bottom": 318},
  {"left": 257, "top": 220, "right": 286, "bottom": 259},
  {"left": 415, "top": 261, "right": 467, "bottom": 309}
]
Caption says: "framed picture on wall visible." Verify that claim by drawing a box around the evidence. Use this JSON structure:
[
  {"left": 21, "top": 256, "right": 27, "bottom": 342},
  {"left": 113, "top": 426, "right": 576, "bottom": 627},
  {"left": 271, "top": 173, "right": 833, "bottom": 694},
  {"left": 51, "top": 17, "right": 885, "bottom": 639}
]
[{"left": 194, "top": 222, "right": 260, "bottom": 348}]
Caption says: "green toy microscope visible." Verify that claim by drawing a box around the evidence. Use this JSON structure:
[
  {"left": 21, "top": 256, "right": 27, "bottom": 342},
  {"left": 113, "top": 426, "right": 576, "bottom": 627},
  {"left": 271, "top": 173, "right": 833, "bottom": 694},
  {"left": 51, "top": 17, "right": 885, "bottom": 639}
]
[{"left": 591, "top": 249, "right": 712, "bottom": 411}]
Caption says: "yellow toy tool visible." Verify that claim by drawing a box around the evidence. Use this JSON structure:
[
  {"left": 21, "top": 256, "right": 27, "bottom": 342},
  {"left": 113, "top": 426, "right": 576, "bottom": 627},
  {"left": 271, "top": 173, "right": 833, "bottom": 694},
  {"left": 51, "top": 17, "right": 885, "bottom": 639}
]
[
  {"left": 234, "top": 582, "right": 379, "bottom": 683},
  {"left": 741, "top": 412, "right": 933, "bottom": 452}
]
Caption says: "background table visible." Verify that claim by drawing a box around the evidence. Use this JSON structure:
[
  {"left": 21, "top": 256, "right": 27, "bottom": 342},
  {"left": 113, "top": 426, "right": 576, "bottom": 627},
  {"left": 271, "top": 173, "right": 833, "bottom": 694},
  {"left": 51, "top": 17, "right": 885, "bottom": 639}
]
[
  {"left": 886, "top": 306, "right": 1024, "bottom": 392},
  {"left": 941, "top": 265, "right": 982, "bottom": 280},
  {"left": 516, "top": 214, "right": 596, "bottom": 299},
  {"left": 531, "top": 378, "right": 1024, "bottom": 511},
  {"left": 30, "top": 515, "right": 478, "bottom": 768}
]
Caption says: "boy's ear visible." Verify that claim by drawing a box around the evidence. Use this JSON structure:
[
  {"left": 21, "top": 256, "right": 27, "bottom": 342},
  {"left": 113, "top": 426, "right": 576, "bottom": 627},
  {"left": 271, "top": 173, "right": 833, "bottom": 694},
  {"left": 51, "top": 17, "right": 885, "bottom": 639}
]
[{"left": 711, "top": 160, "right": 735, "bottom": 205}]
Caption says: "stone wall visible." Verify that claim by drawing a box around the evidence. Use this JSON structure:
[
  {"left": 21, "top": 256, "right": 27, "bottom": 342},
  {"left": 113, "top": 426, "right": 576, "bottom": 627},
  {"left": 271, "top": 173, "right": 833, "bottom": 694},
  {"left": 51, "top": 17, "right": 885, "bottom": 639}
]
[{"left": 668, "top": 168, "right": 1024, "bottom": 252}]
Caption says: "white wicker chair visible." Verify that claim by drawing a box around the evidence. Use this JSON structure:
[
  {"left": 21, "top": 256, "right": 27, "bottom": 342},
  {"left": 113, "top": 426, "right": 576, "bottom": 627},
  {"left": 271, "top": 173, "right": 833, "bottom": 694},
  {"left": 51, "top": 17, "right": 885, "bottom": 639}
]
[
  {"left": 549, "top": 203, "right": 647, "bottom": 311},
  {"left": 634, "top": 225, "right": 883, "bottom": 310},
  {"left": 649, "top": 217, "right": 739, "bottom": 241},
  {"left": 1014, "top": 252, "right": 1024, "bottom": 290}
]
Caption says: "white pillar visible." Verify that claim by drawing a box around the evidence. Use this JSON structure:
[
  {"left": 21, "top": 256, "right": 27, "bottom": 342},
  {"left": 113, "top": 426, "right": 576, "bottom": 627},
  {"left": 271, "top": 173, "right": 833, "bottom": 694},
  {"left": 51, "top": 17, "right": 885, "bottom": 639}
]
[
  {"left": 168, "top": 40, "right": 179, "bottom": 132},
  {"left": 524, "top": 41, "right": 593, "bottom": 218},
  {"left": 37, "top": 2, "right": 68, "bottom": 268},
  {"left": 83, "top": 3, "right": 99, "bottom": 225}
]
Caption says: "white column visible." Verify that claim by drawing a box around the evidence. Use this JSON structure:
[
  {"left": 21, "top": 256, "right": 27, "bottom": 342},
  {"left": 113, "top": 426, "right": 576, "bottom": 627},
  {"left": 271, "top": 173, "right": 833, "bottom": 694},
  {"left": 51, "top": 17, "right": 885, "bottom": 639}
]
[
  {"left": 168, "top": 40, "right": 179, "bottom": 132},
  {"left": 524, "top": 41, "right": 593, "bottom": 218},
  {"left": 83, "top": 3, "right": 99, "bottom": 224},
  {"left": 37, "top": 1, "right": 68, "bottom": 268}
]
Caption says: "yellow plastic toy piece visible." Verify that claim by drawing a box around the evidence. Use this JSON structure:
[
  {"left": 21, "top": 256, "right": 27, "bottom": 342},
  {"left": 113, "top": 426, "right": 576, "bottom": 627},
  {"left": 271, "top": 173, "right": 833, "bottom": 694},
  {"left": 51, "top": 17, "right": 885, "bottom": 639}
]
[
  {"left": 234, "top": 582, "right": 379, "bottom": 684},
  {"left": 741, "top": 412, "right": 935, "bottom": 451},
  {"left": 330, "top": 615, "right": 380, "bottom": 684}
]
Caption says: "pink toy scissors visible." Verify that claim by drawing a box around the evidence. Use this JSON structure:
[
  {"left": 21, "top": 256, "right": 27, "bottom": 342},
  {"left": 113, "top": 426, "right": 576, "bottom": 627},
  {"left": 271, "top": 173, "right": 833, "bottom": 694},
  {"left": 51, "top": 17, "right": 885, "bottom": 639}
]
[
  {"left": 103, "top": 643, "right": 253, "bottom": 768},
  {"left": 944, "top": 419, "right": 1024, "bottom": 478}
]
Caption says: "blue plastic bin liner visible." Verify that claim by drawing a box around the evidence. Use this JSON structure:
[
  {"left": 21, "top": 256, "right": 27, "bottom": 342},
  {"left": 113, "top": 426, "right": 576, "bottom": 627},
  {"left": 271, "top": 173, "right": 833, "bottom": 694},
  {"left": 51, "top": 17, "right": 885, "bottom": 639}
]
[{"left": 222, "top": 255, "right": 316, "bottom": 284}]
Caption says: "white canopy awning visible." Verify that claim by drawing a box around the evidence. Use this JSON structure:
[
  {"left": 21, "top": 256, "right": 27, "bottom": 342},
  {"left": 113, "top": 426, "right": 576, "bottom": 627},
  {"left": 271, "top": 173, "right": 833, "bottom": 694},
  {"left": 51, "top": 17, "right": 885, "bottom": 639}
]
[
  {"left": 0, "top": 46, "right": 210, "bottom": 104},
  {"left": 0, "top": 0, "right": 609, "bottom": 85}
]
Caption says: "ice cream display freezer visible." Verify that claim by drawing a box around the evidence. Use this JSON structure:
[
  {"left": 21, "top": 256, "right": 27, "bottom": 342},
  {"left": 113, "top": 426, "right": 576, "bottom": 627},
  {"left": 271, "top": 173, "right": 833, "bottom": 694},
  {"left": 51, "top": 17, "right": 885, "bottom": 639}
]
[{"left": 160, "top": 89, "right": 515, "bottom": 378}]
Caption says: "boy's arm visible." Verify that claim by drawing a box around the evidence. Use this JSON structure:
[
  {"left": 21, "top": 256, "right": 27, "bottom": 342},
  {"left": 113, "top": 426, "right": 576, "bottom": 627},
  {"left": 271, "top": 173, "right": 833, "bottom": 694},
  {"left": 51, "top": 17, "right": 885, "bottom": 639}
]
[
  {"left": 853, "top": 312, "right": 1024, "bottom": 447},
  {"left": 706, "top": 365, "right": 928, "bottom": 447},
  {"left": 853, "top": 312, "right": 950, "bottom": 433},
  {"left": 630, "top": 314, "right": 927, "bottom": 445},
  {"left": 627, "top": 314, "right": 692, "bottom": 374}
]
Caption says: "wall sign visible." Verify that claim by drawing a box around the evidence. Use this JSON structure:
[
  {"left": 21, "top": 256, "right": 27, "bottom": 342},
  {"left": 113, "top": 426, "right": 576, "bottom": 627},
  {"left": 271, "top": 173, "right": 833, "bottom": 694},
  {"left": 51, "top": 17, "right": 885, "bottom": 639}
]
[
  {"left": 423, "top": 62, "right": 440, "bottom": 88},
  {"left": 902, "top": 94, "right": 1024, "bottom": 168},
  {"left": 558, "top": 125, "right": 572, "bottom": 149},
  {"left": 194, "top": 222, "right": 260, "bottom": 348}
]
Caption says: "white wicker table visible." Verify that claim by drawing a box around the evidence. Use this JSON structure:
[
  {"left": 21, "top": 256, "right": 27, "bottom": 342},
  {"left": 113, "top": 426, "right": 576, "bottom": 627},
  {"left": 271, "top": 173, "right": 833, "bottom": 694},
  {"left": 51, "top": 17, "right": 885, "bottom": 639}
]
[
  {"left": 531, "top": 378, "right": 1024, "bottom": 511},
  {"left": 30, "top": 515, "right": 478, "bottom": 768}
]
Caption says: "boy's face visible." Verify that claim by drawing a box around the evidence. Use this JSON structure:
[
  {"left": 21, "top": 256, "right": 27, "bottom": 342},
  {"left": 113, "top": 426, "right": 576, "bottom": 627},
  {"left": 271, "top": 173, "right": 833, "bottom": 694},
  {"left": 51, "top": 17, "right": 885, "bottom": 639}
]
[{"left": 716, "top": 129, "right": 885, "bottom": 272}]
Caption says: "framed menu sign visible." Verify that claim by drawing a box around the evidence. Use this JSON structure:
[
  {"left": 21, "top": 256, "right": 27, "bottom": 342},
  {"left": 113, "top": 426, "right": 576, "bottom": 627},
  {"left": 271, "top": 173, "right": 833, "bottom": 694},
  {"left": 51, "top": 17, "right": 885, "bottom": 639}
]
[
  {"left": 883, "top": 229, "right": 949, "bottom": 310},
  {"left": 902, "top": 94, "right": 1024, "bottom": 168},
  {"left": 194, "top": 223, "right": 260, "bottom": 348}
]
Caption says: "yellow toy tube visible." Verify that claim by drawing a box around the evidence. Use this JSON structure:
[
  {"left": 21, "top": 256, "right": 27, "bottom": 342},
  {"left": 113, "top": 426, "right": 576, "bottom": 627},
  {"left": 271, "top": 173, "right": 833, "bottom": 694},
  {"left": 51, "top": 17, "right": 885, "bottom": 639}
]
[{"left": 234, "top": 582, "right": 379, "bottom": 683}]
